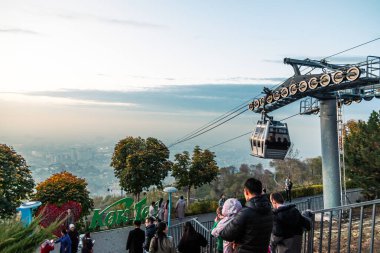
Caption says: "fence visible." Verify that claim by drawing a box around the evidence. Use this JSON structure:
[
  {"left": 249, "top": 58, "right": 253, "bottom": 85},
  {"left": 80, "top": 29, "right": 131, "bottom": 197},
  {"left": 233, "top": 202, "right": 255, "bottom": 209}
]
[
  {"left": 169, "top": 218, "right": 215, "bottom": 253},
  {"left": 294, "top": 189, "right": 362, "bottom": 213},
  {"left": 303, "top": 198, "right": 380, "bottom": 253}
]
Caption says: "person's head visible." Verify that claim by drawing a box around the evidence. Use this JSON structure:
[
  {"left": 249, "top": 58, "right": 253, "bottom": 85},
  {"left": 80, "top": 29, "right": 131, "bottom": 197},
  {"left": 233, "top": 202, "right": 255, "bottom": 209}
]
[
  {"left": 151, "top": 201, "right": 155, "bottom": 206},
  {"left": 244, "top": 178, "right": 262, "bottom": 200},
  {"left": 270, "top": 192, "right": 284, "bottom": 209},
  {"left": 220, "top": 193, "right": 225, "bottom": 199},
  {"left": 61, "top": 229, "right": 67, "bottom": 236},
  {"left": 69, "top": 224, "right": 75, "bottom": 231},
  {"left": 182, "top": 222, "right": 196, "bottom": 240},
  {"left": 145, "top": 217, "right": 155, "bottom": 226},
  {"left": 157, "top": 222, "right": 168, "bottom": 234},
  {"left": 134, "top": 220, "right": 142, "bottom": 227},
  {"left": 67, "top": 209, "right": 72, "bottom": 215},
  {"left": 215, "top": 206, "right": 223, "bottom": 221},
  {"left": 180, "top": 196, "right": 184, "bottom": 200},
  {"left": 222, "top": 198, "right": 242, "bottom": 217},
  {"left": 85, "top": 232, "right": 91, "bottom": 238}
]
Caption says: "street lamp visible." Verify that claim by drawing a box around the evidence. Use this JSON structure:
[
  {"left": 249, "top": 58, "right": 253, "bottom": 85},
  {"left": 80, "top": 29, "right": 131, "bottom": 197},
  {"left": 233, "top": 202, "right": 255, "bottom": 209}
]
[{"left": 163, "top": 186, "right": 178, "bottom": 234}]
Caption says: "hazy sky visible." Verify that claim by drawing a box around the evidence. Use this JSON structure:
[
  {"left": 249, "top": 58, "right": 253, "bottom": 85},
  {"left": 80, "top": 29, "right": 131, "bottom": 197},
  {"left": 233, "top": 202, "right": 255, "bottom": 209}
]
[{"left": 1, "top": 0, "right": 380, "bottom": 163}]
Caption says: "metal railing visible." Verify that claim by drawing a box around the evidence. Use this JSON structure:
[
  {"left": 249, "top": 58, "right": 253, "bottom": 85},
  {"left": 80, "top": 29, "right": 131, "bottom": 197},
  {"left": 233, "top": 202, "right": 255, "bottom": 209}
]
[
  {"left": 294, "top": 189, "right": 362, "bottom": 213},
  {"left": 303, "top": 198, "right": 380, "bottom": 253},
  {"left": 169, "top": 218, "right": 216, "bottom": 253}
]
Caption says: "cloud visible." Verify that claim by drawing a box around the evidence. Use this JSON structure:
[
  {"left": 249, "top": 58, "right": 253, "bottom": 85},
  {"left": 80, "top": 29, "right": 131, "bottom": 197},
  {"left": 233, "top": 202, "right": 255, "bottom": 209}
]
[
  {"left": 0, "top": 28, "right": 40, "bottom": 35},
  {"left": 216, "top": 76, "right": 287, "bottom": 83},
  {"left": 56, "top": 10, "right": 166, "bottom": 29}
]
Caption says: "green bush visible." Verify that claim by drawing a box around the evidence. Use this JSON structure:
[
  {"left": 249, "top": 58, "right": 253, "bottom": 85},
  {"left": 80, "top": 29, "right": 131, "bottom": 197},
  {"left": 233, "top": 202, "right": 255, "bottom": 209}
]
[{"left": 186, "top": 200, "right": 218, "bottom": 216}]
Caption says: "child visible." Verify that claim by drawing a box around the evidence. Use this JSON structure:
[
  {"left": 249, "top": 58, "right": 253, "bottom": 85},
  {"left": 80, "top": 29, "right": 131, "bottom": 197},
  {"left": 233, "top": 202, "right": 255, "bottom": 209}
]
[
  {"left": 211, "top": 207, "right": 224, "bottom": 253},
  {"left": 211, "top": 198, "right": 242, "bottom": 253},
  {"left": 40, "top": 239, "right": 54, "bottom": 253}
]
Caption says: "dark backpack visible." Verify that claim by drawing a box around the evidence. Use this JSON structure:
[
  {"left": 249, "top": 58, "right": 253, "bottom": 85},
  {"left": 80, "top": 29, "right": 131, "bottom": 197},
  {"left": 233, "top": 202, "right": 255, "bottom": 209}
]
[{"left": 301, "top": 210, "right": 313, "bottom": 231}]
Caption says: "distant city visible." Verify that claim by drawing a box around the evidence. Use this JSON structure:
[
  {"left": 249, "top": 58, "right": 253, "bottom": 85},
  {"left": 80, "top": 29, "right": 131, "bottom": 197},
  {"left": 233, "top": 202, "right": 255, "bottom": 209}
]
[{"left": 12, "top": 141, "right": 261, "bottom": 196}]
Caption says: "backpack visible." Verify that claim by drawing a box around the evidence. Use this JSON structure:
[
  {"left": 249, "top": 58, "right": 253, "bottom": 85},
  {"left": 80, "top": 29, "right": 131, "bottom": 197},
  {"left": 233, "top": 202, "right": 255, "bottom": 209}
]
[{"left": 301, "top": 210, "right": 313, "bottom": 231}]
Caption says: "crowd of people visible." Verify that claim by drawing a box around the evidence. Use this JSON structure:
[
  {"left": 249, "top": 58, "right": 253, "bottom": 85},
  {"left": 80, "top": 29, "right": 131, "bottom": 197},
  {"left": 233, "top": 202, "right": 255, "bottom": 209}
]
[
  {"left": 44, "top": 177, "right": 307, "bottom": 253},
  {"left": 127, "top": 177, "right": 309, "bottom": 253},
  {"left": 40, "top": 209, "right": 94, "bottom": 253}
]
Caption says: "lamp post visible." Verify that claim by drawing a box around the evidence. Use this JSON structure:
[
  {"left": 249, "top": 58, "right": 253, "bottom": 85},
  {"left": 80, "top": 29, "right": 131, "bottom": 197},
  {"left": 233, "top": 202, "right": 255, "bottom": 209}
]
[{"left": 163, "top": 186, "right": 178, "bottom": 234}]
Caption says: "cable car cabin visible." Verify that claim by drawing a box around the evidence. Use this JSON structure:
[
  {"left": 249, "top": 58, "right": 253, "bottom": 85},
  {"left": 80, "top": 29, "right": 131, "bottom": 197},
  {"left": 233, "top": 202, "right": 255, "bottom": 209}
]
[{"left": 250, "top": 120, "right": 291, "bottom": 159}]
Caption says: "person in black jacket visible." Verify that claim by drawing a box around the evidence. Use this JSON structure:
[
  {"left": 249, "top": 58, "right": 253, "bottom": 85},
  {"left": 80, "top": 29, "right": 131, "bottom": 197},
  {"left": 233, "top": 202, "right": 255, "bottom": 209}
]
[
  {"left": 144, "top": 217, "right": 157, "bottom": 252},
  {"left": 269, "top": 192, "right": 306, "bottom": 253},
  {"left": 177, "top": 222, "right": 208, "bottom": 253},
  {"left": 68, "top": 224, "right": 79, "bottom": 253},
  {"left": 127, "top": 220, "right": 145, "bottom": 253},
  {"left": 219, "top": 178, "right": 273, "bottom": 253}
]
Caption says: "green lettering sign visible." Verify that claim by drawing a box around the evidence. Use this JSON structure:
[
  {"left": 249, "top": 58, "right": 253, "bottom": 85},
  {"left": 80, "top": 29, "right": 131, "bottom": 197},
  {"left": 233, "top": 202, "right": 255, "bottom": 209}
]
[{"left": 89, "top": 197, "right": 156, "bottom": 229}]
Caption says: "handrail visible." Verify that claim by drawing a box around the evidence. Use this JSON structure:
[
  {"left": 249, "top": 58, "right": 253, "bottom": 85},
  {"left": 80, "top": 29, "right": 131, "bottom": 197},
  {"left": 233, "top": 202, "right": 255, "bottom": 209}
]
[{"left": 311, "top": 198, "right": 380, "bottom": 213}]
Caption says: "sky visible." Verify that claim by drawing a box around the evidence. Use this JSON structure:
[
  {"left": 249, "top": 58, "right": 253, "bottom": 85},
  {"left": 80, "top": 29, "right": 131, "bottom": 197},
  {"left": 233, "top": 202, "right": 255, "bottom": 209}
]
[{"left": 1, "top": 0, "right": 380, "bottom": 165}]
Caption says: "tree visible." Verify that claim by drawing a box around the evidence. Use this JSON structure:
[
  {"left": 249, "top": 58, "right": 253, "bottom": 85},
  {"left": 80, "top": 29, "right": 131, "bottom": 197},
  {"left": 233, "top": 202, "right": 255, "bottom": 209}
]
[
  {"left": 270, "top": 147, "right": 308, "bottom": 190},
  {"left": 172, "top": 146, "right": 219, "bottom": 205},
  {"left": 304, "top": 156, "right": 322, "bottom": 184},
  {"left": 344, "top": 111, "right": 380, "bottom": 199},
  {"left": 34, "top": 171, "right": 94, "bottom": 216},
  {"left": 110, "top": 136, "right": 172, "bottom": 200},
  {"left": 0, "top": 144, "right": 35, "bottom": 218}
]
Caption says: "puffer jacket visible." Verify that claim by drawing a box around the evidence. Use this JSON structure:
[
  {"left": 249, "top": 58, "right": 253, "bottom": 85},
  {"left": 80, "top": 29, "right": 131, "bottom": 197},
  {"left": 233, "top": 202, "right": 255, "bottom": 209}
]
[
  {"left": 219, "top": 195, "right": 273, "bottom": 253},
  {"left": 270, "top": 204, "right": 306, "bottom": 253}
]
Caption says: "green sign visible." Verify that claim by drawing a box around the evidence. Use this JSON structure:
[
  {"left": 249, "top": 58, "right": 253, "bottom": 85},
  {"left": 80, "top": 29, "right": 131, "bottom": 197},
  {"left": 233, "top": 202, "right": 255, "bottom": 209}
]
[{"left": 90, "top": 197, "right": 152, "bottom": 229}]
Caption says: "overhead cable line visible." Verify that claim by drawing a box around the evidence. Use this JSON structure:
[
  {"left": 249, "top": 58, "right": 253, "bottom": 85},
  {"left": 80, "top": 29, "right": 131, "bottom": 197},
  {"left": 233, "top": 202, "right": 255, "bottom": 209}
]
[
  {"left": 169, "top": 108, "right": 249, "bottom": 147},
  {"left": 169, "top": 37, "right": 380, "bottom": 148},
  {"left": 206, "top": 112, "right": 301, "bottom": 150}
]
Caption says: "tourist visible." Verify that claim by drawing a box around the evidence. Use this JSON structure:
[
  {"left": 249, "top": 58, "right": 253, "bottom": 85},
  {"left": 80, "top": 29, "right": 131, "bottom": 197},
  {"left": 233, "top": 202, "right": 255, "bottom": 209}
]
[
  {"left": 149, "top": 202, "right": 156, "bottom": 218},
  {"left": 144, "top": 217, "right": 157, "bottom": 252},
  {"left": 81, "top": 232, "right": 94, "bottom": 253},
  {"left": 175, "top": 196, "right": 186, "bottom": 222},
  {"left": 55, "top": 229, "right": 72, "bottom": 253},
  {"left": 269, "top": 192, "right": 306, "bottom": 253},
  {"left": 68, "top": 224, "right": 79, "bottom": 253},
  {"left": 211, "top": 207, "right": 224, "bottom": 253},
  {"left": 157, "top": 198, "right": 164, "bottom": 221},
  {"left": 285, "top": 177, "right": 293, "bottom": 202},
  {"left": 40, "top": 239, "right": 55, "bottom": 253},
  {"left": 211, "top": 198, "right": 242, "bottom": 253},
  {"left": 218, "top": 193, "right": 226, "bottom": 208},
  {"left": 149, "top": 222, "right": 175, "bottom": 253},
  {"left": 65, "top": 209, "right": 75, "bottom": 229},
  {"left": 219, "top": 178, "right": 273, "bottom": 253},
  {"left": 177, "top": 222, "right": 208, "bottom": 253},
  {"left": 126, "top": 220, "right": 145, "bottom": 253},
  {"left": 163, "top": 200, "right": 169, "bottom": 222}
]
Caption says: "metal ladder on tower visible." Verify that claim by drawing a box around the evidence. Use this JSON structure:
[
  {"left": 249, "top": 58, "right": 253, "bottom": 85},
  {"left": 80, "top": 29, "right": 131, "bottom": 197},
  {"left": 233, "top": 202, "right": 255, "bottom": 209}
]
[{"left": 336, "top": 97, "right": 348, "bottom": 205}]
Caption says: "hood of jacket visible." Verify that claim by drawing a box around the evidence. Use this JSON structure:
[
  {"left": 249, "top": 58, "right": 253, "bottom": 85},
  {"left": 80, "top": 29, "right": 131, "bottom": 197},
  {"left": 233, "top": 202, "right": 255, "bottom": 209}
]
[{"left": 245, "top": 195, "right": 272, "bottom": 214}]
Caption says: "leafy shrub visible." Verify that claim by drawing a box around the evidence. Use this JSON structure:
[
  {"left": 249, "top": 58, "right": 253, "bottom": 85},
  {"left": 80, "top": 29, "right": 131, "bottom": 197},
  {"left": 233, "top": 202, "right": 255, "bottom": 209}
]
[
  {"left": 186, "top": 200, "right": 218, "bottom": 216},
  {"left": 36, "top": 201, "right": 82, "bottom": 236},
  {"left": 35, "top": 171, "right": 94, "bottom": 217}
]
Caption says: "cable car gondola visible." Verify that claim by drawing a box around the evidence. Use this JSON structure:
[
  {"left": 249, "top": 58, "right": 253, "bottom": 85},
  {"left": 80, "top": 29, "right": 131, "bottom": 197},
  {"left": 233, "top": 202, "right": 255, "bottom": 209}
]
[{"left": 250, "top": 114, "right": 291, "bottom": 159}]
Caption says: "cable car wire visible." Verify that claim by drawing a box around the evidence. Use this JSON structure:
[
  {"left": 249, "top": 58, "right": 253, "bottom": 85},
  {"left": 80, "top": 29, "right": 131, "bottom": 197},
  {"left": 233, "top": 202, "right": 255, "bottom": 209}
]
[
  {"left": 206, "top": 112, "right": 301, "bottom": 150},
  {"left": 169, "top": 37, "right": 380, "bottom": 148}
]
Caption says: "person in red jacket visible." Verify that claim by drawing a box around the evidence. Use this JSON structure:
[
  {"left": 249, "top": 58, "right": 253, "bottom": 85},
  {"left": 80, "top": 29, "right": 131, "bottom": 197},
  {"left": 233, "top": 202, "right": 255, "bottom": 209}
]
[{"left": 40, "top": 239, "right": 54, "bottom": 253}]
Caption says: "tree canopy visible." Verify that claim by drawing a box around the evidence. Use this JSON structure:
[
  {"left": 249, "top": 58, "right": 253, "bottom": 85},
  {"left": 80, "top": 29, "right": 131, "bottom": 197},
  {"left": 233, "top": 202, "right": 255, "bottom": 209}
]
[
  {"left": 0, "top": 144, "right": 35, "bottom": 218},
  {"left": 34, "top": 171, "right": 93, "bottom": 216},
  {"left": 172, "top": 146, "right": 218, "bottom": 204},
  {"left": 110, "top": 136, "right": 171, "bottom": 200},
  {"left": 344, "top": 110, "right": 380, "bottom": 199}
]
